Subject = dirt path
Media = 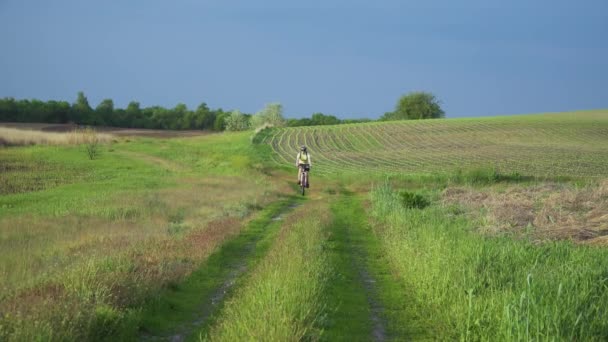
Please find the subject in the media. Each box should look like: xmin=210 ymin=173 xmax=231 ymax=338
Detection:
xmin=323 ymin=193 xmax=388 ymax=341
xmin=119 ymin=151 xmax=186 ymax=173
xmin=139 ymin=199 xmax=301 ymax=341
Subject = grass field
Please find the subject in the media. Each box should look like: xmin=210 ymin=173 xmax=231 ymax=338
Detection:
xmin=1 ymin=110 xmax=608 ymax=341
xmin=262 ymin=110 xmax=608 ymax=177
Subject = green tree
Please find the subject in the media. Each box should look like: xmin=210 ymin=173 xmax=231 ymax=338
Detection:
xmin=251 ymin=102 xmax=286 ymax=128
xmin=225 ymin=109 xmax=250 ymax=131
xmin=95 ymin=99 xmax=115 ymax=125
xmin=171 ymin=103 xmax=189 ymax=130
xmin=0 ymin=97 xmax=18 ymax=121
xmin=311 ymin=112 xmax=341 ymax=125
xmin=195 ymin=102 xmax=215 ymax=129
xmin=70 ymin=91 xmax=98 ymax=124
xmin=151 ymin=107 xmax=172 ymax=129
xmin=382 ymin=91 xmax=445 ymax=120
xmin=213 ymin=110 xmax=227 ymax=131
xmin=48 ymin=100 xmax=71 ymax=123
xmin=125 ymin=101 xmax=142 ymax=127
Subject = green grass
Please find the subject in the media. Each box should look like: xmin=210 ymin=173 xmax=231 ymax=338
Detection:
xmin=369 ymin=181 xmax=608 ymax=340
xmin=3 ymin=114 xmax=608 ymax=341
xmin=264 ymin=110 xmax=608 ymax=177
xmin=322 ymin=195 xmax=374 ymax=340
xmin=0 ymin=131 xmax=291 ymax=341
xmin=202 ymin=201 xmax=332 ymax=341
xmin=324 ymin=192 xmax=432 ymax=341
xmin=139 ymin=198 xmax=302 ymax=340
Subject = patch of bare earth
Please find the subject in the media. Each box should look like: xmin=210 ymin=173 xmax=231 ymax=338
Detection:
xmin=443 ymin=180 xmax=608 ymax=245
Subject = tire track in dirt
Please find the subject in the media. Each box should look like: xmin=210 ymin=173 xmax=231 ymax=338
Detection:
xmin=325 ymin=193 xmax=388 ymax=341
xmin=139 ymin=199 xmax=302 ymax=341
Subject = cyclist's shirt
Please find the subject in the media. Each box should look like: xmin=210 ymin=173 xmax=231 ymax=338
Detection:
xmin=296 ymin=151 xmax=311 ymax=166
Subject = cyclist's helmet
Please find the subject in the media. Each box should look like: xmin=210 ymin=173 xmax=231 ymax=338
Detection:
xmin=300 ymin=145 xmax=307 ymax=151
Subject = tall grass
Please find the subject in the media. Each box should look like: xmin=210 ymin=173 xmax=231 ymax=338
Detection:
xmin=370 ymin=182 xmax=608 ymax=341
xmin=0 ymin=132 xmax=286 ymax=341
xmin=0 ymin=127 xmax=113 ymax=146
xmin=203 ymin=204 xmax=332 ymax=341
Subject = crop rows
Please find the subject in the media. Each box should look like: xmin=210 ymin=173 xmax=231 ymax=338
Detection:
xmin=265 ymin=112 xmax=608 ymax=177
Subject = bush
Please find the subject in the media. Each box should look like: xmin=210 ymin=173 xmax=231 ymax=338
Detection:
xmin=250 ymin=124 xmax=275 ymax=144
xmin=399 ymin=191 xmax=430 ymax=209
xmin=80 ymin=128 xmax=101 ymax=160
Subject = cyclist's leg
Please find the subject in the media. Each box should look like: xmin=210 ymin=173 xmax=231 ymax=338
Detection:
xmin=297 ymin=165 xmax=302 ymax=184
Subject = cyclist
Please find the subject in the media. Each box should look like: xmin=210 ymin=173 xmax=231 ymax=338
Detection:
xmin=295 ymin=145 xmax=311 ymax=187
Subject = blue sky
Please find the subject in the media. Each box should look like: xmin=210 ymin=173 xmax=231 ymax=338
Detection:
xmin=1 ymin=0 xmax=606 ymax=119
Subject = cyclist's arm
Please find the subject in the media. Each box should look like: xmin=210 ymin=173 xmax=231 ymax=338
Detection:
xmin=295 ymin=152 xmax=300 ymax=167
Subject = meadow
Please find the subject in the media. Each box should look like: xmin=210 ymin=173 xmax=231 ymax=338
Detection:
xmin=1 ymin=110 xmax=608 ymax=341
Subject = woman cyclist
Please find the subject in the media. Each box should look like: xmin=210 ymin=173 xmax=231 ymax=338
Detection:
xmin=295 ymin=145 xmax=311 ymax=187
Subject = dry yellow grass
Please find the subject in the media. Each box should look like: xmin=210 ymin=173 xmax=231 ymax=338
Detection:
xmin=443 ymin=180 xmax=608 ymax=243
xmin=0 ymin=127 xmax=113 ymax=146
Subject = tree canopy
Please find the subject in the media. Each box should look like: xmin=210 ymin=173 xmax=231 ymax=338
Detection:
xmin=382 ymin=91 xmax=445 ymax=120
xmin=251 ymin=103 xmax=287 ymax=129
xmin=0 ymin=93 xmax=230 ymax=131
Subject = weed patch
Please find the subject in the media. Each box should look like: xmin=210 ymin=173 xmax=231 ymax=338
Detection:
xmin=399 ymin=190 xmax=430 ymax=209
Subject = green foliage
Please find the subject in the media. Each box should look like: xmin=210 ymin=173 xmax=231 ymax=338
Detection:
xmin=0 ymin=94 xmax=232 ymax=131
xmin=71 ymin=91 xmax=96 ymax=124
xmin=250 ymin=125 xmax=275 ymax=144
xmin=287 ymin=112 xmax=348 ymax=127
xmin=95 ymin=98 xmax=115 ymax=125
xmin=213 ymin=111 xmax=227 ymax=131
xmin=398 ymin=190 xmax=430 ymax=209
xmin=251 ymin=103 xmax=286 ymax=129
xmin=382 ymin=91 xmax=445 ymax=120
xmin=225 ymin=110 xmax=250 ymax=131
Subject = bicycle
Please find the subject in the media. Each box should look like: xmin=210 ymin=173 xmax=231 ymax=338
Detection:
xmin=299 ymin=164 xmax=310 ymax=195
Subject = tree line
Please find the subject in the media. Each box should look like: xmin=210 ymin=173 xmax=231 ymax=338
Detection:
xmin=0 ymin=92 xmax=231 ymax=131
xmin=0 ymin=91 xmax=445 ymax=131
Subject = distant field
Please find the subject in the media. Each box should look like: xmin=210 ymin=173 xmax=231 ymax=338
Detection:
xmin=0 ymin=122 xmax=206 ymax=138
xmin=263 ymin=110 xmax=608 ymax=177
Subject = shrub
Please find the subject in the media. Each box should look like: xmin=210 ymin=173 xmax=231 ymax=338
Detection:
xmin=399 ymin=191 xmax=430 ymax=209
xmin=250 ymin=124 xmax=274 ymax=144
xmin=79 ymin=128 xmax=101 ymax=160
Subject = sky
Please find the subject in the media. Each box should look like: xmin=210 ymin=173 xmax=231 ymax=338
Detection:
xmin=1 ymin=0 xmax=607 ymax=119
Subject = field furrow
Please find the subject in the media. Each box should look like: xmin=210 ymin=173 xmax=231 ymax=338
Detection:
xmin=265 ymin=111 xmax=608 ymax=176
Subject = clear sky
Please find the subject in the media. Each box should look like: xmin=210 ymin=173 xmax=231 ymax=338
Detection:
xmin=1 ymin=0 xmax=606 ymax=119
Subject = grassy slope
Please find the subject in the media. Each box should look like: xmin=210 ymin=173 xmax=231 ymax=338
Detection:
xmin=264 ymin=110 xmax=608 ymax=177
xmin=0 ymin=132 xmax=292 ymax=341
